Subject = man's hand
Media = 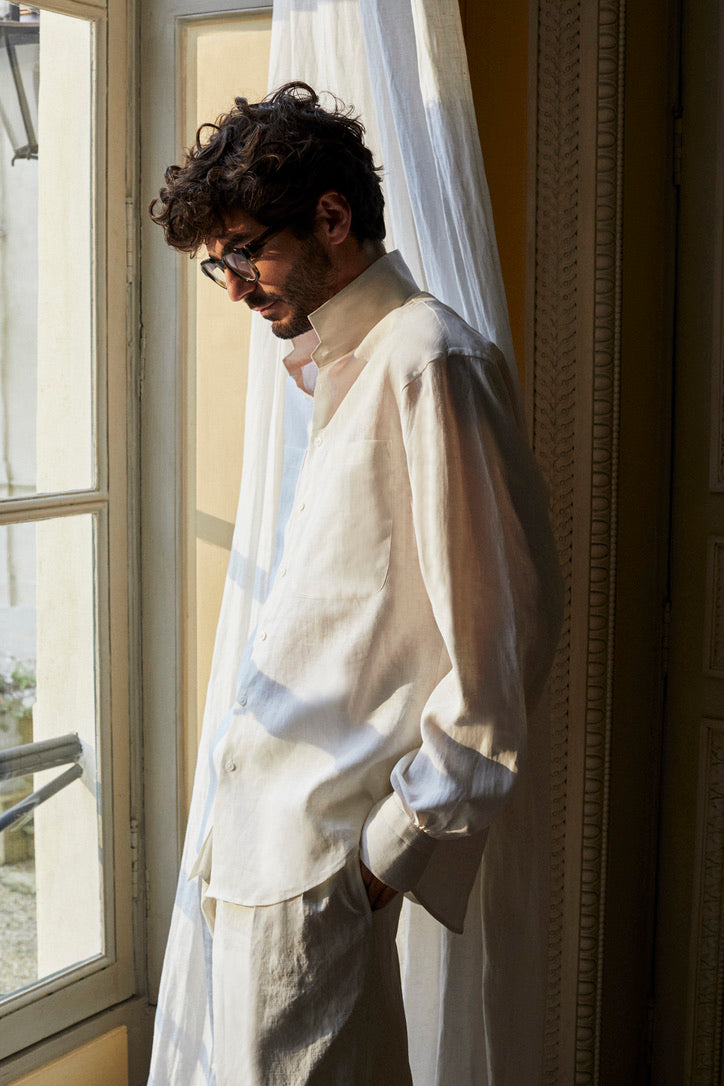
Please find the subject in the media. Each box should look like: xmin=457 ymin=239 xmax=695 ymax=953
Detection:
xmin=359 ymin=859 xmax=399 ymax=910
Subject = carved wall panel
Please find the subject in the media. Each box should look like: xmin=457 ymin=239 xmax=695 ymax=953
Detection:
xmin=709 ymin=29 xmax=724 ymax=495
xmin=690 ymin=719 xmax=724 ymax=1084
xmin=705 ymin=538 xmax=724 ymax=677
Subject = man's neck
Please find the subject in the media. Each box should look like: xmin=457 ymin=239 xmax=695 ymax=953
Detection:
xmin=331 ymin=239 xmax=386 ymax=296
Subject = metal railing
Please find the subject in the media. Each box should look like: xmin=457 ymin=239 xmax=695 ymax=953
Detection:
xmin=0 ymin=733 xmax=83 ymax=832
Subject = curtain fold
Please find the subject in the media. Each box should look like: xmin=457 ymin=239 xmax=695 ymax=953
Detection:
xmin=149 ymin=4 xmax=547 ymax=1083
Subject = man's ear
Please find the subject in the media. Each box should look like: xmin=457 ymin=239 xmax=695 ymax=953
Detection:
xmin=314 ymin=191 xmax=352 ymax=246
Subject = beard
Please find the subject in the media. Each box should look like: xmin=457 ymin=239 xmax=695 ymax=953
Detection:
xmin=244 ymin=234 xmax=336 ymax=339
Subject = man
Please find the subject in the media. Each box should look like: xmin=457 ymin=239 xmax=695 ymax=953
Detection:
xmin=150 ymin=81 xmax=562 ymax=1085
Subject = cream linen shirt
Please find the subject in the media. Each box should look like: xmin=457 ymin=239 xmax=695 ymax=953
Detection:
xmin=202 ymin=252 xmax=562 ymax=932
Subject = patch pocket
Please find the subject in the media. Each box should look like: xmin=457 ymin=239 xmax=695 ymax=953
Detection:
xmin=298 ymin=439 xmax=393 ymax=600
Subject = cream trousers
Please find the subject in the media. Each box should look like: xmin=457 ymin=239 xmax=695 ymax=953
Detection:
xmin=205 ymin=853 xmax=412 ymax=1086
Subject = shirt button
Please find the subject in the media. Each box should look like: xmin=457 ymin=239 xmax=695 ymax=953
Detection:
xmin=314 ymin=436 xmax=323 ymax=447
xmin=279 ymin=567 xmax=287 ymax=578
xmin=238 ymin=694 xmax=247 ymax=707
xmin=299 ymin=502 xmax=306 ymax=512
xmin=259 ymin=631 xmax=267 ymax=642
xmin=225 ymin=759 xmax=237 ymax=773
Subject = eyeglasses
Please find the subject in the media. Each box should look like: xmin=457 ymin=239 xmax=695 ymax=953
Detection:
xmin=200 ymin=224 xmax=281 ymax=288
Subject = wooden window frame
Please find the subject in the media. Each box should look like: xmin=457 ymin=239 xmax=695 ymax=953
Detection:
xmin=0 ymin=0 xmax=142 ymax=1074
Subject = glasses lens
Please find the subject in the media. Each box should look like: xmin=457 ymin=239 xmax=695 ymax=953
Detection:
xmin=201 ymin=260 xmax=228 ymax=288
xmin=224 ymin=251 xmax=257 ymax=281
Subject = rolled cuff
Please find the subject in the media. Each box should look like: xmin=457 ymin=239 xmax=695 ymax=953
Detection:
xmin=360 ymin=793 xmax=437 ymax=892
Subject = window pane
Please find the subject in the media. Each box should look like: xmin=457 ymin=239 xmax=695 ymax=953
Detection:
xmin=0 ymin=6 xmax=94 ymax=501
xmin=0 ymin=513 xmax=102 ymax=1000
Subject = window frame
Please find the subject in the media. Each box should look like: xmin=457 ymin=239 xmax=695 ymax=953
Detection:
xmin=0 ymin=0 xmax=141 ymax=1067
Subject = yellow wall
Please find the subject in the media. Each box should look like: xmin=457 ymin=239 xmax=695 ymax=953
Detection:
xmin=9 ymin=1028 xmax=127 ymax=1086
xmin=460 ymin=0 xmax=528 ymax=378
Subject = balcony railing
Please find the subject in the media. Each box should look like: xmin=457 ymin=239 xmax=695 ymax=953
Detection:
xmin=0 ymin=733 xmax=83 ymax=832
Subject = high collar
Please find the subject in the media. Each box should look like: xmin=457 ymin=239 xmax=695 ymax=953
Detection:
xmin=309 ymin=251 xmax=421 ymax=368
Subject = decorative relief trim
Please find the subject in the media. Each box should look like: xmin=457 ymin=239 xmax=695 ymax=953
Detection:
xmin=532 ymin=2 xmax=625 ymax=1083
xmin=575 ymin=3 xmax=626 ymax=1084
xmin=690 ymin=719 xmax=724 ymax=1084
xmin=530 ymin=2 xmax=581 ymax=1078
xmin=704 ymin=538 xmax=724 ymax=676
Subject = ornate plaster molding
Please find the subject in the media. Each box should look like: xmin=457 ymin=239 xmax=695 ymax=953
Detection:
xmin=531 ymin=2 xmax=626 ymax=1082
xmin=530 ymin=1 xmax=580 ymax=1078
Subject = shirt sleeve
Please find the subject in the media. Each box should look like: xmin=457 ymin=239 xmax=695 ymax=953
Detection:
xmin=360 ymin=341 xmax=563 ymax=892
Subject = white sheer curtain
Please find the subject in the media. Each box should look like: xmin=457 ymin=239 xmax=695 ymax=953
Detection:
xmin=149 ymin=3 xmax=549 ymax=1084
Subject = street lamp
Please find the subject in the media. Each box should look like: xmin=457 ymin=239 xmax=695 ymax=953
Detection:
xmin=0 ymin=4 xmax=38 ymax=163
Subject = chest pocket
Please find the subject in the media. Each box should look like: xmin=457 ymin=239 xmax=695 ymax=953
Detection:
xmin=294 ymin=439 xmax=393 ymax=600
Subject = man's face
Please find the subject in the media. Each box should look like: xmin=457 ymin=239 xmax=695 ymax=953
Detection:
xmin=205 ymin=212 xmax=336 ymax=339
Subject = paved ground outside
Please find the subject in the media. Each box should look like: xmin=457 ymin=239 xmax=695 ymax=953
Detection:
xmin=0 ymin=859 xmax=37 ymax=996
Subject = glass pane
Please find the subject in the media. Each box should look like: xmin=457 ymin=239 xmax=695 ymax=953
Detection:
xmin=0 ymin=513 xmax=102 ymax=1000
xmin=0 ymin=5 xmax=94 ymax=501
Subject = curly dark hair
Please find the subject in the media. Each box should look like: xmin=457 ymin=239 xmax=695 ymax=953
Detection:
xmin=149 ymin=81 xmax=385 ymax=254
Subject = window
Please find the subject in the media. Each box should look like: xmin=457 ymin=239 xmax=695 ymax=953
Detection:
xmin=0 ymin=0 xmax=137 ymax=1061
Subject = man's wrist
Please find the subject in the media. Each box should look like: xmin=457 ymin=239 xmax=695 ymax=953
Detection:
xmin=359 ymin=858 xmax=399 ymax=910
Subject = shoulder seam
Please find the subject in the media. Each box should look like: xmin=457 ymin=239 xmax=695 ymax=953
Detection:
xmin=400 ymin=348 xmax=494 ymax=395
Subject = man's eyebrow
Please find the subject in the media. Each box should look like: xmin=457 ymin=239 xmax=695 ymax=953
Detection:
xmin=221 ymin=229 xmax=253 ymax=250
xmin=205 ymin=230 xmax=249 ymax=255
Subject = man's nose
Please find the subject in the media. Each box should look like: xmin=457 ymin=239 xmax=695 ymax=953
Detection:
xmin=225 ymin=269 xmax=255 ymax=302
